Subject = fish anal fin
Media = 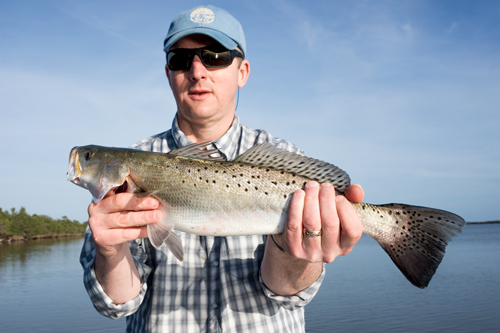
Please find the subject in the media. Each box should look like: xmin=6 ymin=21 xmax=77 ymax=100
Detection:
xmin=358 ymin=202 xmax=466 ymax=288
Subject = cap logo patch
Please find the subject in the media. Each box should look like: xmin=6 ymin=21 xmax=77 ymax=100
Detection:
xmin=190 ymin=8 xmax=215 ymax=24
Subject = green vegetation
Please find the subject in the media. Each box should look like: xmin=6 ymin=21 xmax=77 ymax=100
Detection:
xmin=0 ymin=207 xmax=87 ymax=240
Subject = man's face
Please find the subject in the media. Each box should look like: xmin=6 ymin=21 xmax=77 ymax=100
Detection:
xmin=165 ymin=34 xmax=249 ymax=127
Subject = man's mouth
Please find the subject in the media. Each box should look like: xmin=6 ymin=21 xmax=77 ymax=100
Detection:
xmin=188 ymin=89 xmax=211 ymax=100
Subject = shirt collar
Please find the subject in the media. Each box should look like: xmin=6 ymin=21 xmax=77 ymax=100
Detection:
xmin=171 ymin=113 xmax=243 ymax=161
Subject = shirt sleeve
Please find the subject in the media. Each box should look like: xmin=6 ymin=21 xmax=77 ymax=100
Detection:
xmin=259 ymin=263 xmax=325 ymax=310
xmin=79 ymin=227 xmax=152 ymax=319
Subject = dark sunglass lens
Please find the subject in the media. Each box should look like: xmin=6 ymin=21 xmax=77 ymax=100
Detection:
xmin=167 ymin=51 xmax=192 ymax=71
xmin=201 ymin=49 xmax=232 ymax=67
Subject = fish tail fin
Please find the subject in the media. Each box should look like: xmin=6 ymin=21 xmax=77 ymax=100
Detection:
xmin=356 ymin=203 xmax=465 ymax=288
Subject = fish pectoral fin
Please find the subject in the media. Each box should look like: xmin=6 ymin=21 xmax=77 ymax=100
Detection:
xmin=147 ymin=222 xmax=172 ymax=249
xmin=147 ymin=223 xmax=185 ymax=262
xmin=164 ymin=232 xmax=184 ymax=262
xmin=146 ymin=201 xmax=184 ymax=262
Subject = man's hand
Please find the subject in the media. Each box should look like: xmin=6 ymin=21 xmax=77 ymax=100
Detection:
xmin=88 ymin=192 xmax=163 ymax=257
xmin=261 ymin=182 xmax=364 ymax=296
xmin=86 ymin=191 xmax=163 ymax=304
xmin=278 ymin=181 xmax=364 ymax=263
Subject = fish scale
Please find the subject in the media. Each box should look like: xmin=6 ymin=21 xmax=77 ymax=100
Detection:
xmin=67 ymin=142 xmax=466 ymax=288
xmin=132 ymin=155 xmax=307 ymax=236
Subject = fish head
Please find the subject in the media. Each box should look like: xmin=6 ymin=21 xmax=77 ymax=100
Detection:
xmin=67 ymin=145 xmax=130 ymax=203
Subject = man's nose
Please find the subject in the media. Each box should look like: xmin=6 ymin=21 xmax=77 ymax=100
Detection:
xmin=189 ymin=55 xmax=207 ymax=80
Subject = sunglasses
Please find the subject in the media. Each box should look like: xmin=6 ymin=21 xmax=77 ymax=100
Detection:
xmin=166 ymin=45 xmax=244 ymax=71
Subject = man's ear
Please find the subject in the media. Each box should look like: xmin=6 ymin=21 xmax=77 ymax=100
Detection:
xmin=237 ymin=60 xmax=250 ymax=88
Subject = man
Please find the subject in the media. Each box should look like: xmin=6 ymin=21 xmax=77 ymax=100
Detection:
xmin=80 ymin=5 xmax=364 ymax=332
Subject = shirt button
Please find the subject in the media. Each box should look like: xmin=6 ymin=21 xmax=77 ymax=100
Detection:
xmin=212 ymin=303 xmax=218 ymax=309
xmin=212 ymin=260 xmax=219 ymax=267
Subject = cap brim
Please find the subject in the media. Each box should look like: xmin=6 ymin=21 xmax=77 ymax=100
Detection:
xmin=164 ymin=28 xmax=239 ymax=53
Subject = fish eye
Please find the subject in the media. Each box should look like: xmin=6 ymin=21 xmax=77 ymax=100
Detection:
xmin=84 ymin=151 xmax=93 ymax=161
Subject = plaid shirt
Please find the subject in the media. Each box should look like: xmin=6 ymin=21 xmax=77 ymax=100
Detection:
xmin=80 ymin=114 xmax=325 ymax=332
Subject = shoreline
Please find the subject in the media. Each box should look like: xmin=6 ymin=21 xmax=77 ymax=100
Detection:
xmin=0 ymin=233 xmax=85 ymax=244
xmin=466 ymin=221 xmax=500 ymax=225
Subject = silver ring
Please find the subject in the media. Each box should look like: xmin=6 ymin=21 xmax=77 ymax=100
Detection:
xmin=304 ymin=228 xmax=323 ymax=237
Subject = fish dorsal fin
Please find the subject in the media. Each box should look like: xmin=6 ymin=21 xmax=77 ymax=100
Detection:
xmin=167 ymin=142 xmax=226 ymax=161
xmin=234 ymin=143 xmax=351 ymax=193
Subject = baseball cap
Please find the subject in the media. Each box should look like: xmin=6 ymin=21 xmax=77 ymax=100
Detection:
xmin=163 ymin=5 xmax=246 ymax=56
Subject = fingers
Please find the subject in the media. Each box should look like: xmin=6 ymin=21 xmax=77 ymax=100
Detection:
xmin=280 ymin=181 xmax=363 ymax=264
xmin=335 ymin=195 xmax=363 ymax=253
xmin=283 ymin=188 xmax=304 ymax=255
xmin=318 ymin=183 xmax=340 ymax=262
xmin=92 ymin=192 xmax=160 ymax=215
xmin=88 ymin=192 xmax=163 ymax=253
xmin=302 ymin=182 xmax=323 ymax=252
xmin=345 ymin=183 xmax=364 ymax=203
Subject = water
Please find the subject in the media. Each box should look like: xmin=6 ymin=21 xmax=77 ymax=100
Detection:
xmin=0 ymin=224 xmax=498 ymax=332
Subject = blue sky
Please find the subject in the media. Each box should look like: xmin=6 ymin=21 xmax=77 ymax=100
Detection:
xmin=1 ymin=0 xmax=498 ymax=223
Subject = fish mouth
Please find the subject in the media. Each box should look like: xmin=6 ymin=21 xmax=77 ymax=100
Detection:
xmin=67 ymin=147 xmax=82 ymax=186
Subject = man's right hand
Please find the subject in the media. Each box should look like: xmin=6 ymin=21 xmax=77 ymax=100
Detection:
xmin=87 ymin=192 xmax=162 ymax=303
xmin=87 ymin=192 xmax=163 ymax=257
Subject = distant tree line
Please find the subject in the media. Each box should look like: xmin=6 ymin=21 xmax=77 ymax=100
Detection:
xmin=0 ymin=207 xmax=87 ymax=239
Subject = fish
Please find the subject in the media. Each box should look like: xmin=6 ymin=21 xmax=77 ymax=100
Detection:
xmin=67 ymin=142 xmax=465 ymax=288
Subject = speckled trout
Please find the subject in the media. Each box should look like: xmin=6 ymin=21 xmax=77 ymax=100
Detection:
xmin=67 ymin=142 xmax=465 ymax=288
